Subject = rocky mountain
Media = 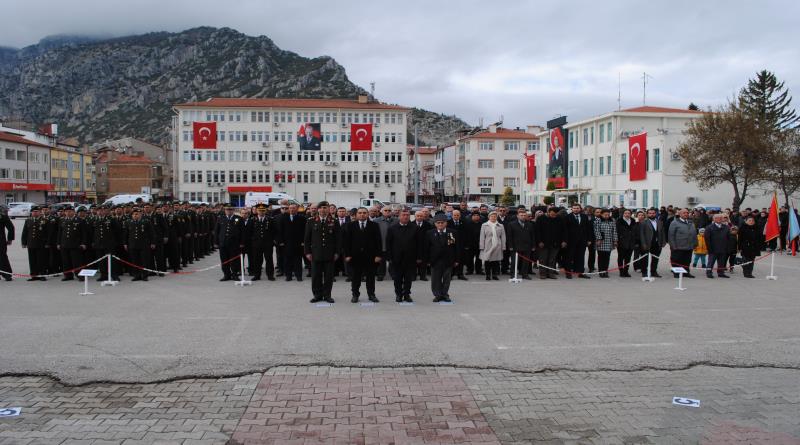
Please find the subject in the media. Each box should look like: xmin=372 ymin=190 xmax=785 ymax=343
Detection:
xmin=0 ymin=27 xmax=468 ymax=147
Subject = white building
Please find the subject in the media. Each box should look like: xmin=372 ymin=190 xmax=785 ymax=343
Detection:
xmin=528 ymin=106 xmax=777 ymax=210
xmin=433 ymin=145 xmax=457 ymax=200
xmin=454 ymin=125 xmax=540 ymax=204
xmin=173 ymin=97 xmax=409 ymax=206
xmin=406 ymin=145 xmax=437 ymax=203
xmin=0 ymin=131 xmax=53 ymax=204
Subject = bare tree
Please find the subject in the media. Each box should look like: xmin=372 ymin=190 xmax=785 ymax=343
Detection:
xmin=676 ymin=104 xmax=767 ymax=209
xmin=766 ymin=129 xmax=800 ymax=206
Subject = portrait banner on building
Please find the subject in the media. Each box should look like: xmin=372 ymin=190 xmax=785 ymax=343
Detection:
xmin=350 ymin=123 xmax=373 ymax=151
xmin=193 ymin=121 xmax=217 ymax=149
xmin=297 ymin=122 xmax=322 ymax=150
xmin=547 ymin=122 xmax=567 ymax=188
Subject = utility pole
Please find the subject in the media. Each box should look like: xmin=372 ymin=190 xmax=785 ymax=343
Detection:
xmin=642 ymin=72 xmax=653 ymax=105
xmin=414 ymin=125 xmax=420 ymax=205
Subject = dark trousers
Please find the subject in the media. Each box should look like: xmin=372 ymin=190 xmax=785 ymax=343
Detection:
xmin=275 ymin=245 xmax=285 ymax=273
xmin=707 ymin=252 xmax=727 ymax=276
xmin=94 ymin=248 xmax=117 ymax=280
xmin=642 ymin=244 xmax=662 ymax=276
xmin=671 ymin=249 xmax=693 ymax=276
xmin=587 ymin=243 xmax=597 ymax=271
xmin=376 ymin=252 xmax=387 ymax=278
xmin=350 ymin=261 xmax=376 ymax=297
xmin=152 ymin=243 xmax=166 ymax=272
xmin=416 ymin=262 xmax=427 ymax=279
xmin=49 ymin=246 xmax=61 ymax=273
xmin=538 ymin=247 xmax=559 ymax=277
xmin=597 ymin=250 xmax=611 ymax=274
xmin=430 ymin=262 xmax=452 ymax=298
xmin=513 ymin=250 xmax=532 ymax=277
xmin=251 ymin=243 xmax=274 ymax=278
xmin=568 ymin=243 xmax=587 ymax=273
xmin=741 ymin=255 xmax=755 ymax=276
xmin=484 ymin=260 xmax=500 ymax=278
xmin=392 ymin=262 xmax=415 ymax=298
xmin=467 ymin=251 xmax=482 ymax=274
xmin=0 ymin=246 xmax=10 ymax=279
xmin=284 ymin=250 xmax=303 ymax=280
xmin=501 ymin=250 xmax=511 ymax=274
xmin=181 ymin=235 xmax=192 ymax=265
xmin=27 ymin=247 xmax=48 ymax=278
xmin=617 ymin=248 xmax=633 ymax=274
xmin=311 ymin=260 xmax=334 ymax=299
xmin=60 ymin=247 xmax=83 ymax=278
xmin=219 ymin=245 xmax=241 ymax=278
xmin=127 ymin=248 xmax=149 ymax=279
xmin=166 ymin=239 xmax=181 ymax=272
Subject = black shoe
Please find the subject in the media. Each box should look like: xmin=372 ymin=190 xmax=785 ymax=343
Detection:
xmin=377 ymin=277 xmax=384 ymax=281
xmin=442 ymin=297 xmax=452 ymax=303
xmin=220 ymin=277 xmax=231 ymax=282
xmin=522 ymin=275 xmax=532 ymax=280
xmin=706 ymin=274 xmax=714 ymax=279
xmin=306 ymin=272 xmax=311 ymax=277
xmin=433 ymin=297 xmax=442 ymax=302
xmin=332 ymin=278 xmax=337 ymax=282
xmin=285 ymin=277 xmax=293 ymax=281
xmin=578 ymin=274 xmax=591 ymax=279
xmin=718 ymin=273 xmax=730 ymax=278
xmin=419 ymin=277 xmax=428 ymax=281
xmin=600 ymin=273 xmax=609 ymax=278
xmin=324 ymin=297 xmax=335 ymax=303
xmin=548 ymin=275 xmax=558 ymax=279
xmin=61 ymin=276 xmax=74 ymax=281
xmin=251 ymin=276 xmax=261 ymax=281
xmin=267 ymin=276 xmax=275 ymax=281
xmin=276 ymin=271 xmax=284 ymax=277
xmin=132 ymin=277 xmax=142 ymax=282
xmin=744 ymin=274 xmax=755 ymax=278
xmin=491 ymin=276 xmax=499 ymax=280
xmin=345 ymin=277 xmax=351 ymax=282
xmin=368 ymin=295 xmax=379 ymax=303
xmin=310 ymin=297 xmax=322 ymax=303
xmin=111 ymin=276 xmax=120 ymax=281
xmin=396 ymin=296 xmax=403 ymax=303
xmin=686 ymin=274 xmax=696 ymax=278
xmin=351 ymin=296 xmax=359 ymax=303
xmin=403 ymin=296 xmax=413 ymax=303
xmin=296 ymin=278 xmax=303 ymax=282
xmin=486 ymin=276 xmax=491 ymax=281
xmin=652 ymin=273 xmax=663 ymax=278
xmin=141 ymin=277 xmax=149 ymax=281
xmin=27 ymin=278 xmax=37 ymax=282
xmin=457 ymin=275 xmax=468 ymax=281
xmin=565 ymin=274 xmax=572 ymax=279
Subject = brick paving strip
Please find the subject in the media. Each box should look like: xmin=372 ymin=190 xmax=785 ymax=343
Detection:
xmin=0 ymin=366 xmax=798 ymax=444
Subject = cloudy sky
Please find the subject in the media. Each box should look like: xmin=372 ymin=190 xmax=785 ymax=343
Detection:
xmin=3 ymin=0 xmax=799 ymax=128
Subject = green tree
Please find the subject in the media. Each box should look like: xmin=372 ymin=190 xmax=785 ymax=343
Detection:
xmin=676 ymin=103 xmax=767 ymax=209
xmin=736 ymin=70 xmax=799 ymax=131
xmin=688 ymin=102 xmax=699 ymax=111
xmin=499 ymin=186 xmax=516 ymax=206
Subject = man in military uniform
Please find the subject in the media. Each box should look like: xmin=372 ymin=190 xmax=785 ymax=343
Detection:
xmin=123 ymin=207 xmax=156 ymax=281
xmin=91 ymin=205 xmax=120 ymax=282
xmin=57 ymin=206 xmax=89 ymax=281
xmin=112 ymin=205 xmax=130 ymax=276
xmin=144 ymin=203 xmax=168 ymax=275
xmin=423 ymin=213 xmax=459 ymax=303
xmin=21 ymin=206 xmax=50 ymax=281
xmin=180 ymin=202 xmax=195 ymax=266
xmin=0 ymin=207 xmax=14 ymax=281
xmin=162 ymin=203 xmax=182 ymax=273
xmin=248 ymin=203 xmax=276 ymax=281
xmin=76 ymin=206 xmax=94 ymax=265
xmin=214 ymin=203 xmax=244 ymax=281
xmin=304 ymin=201 xmax=340 ymax=303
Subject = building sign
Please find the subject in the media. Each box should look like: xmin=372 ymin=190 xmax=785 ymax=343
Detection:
xmin=227 ymin=186 xmax=273 ymax=193
xmin=0 ymin=182 xmax=54 ymax=191
xmin=480 ymin=187 xmax=492 ymax=194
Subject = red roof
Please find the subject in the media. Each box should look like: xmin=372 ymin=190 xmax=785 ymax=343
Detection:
xmin=621 ymin=106 xmax=704 ymax=114
xmin=461 ymin=128 xmax=538 ymax=141
xmin=408 ymin=146 xmax=438 ymax=155
xmin=0 ymin=131 xmax=52 ymax=149
xmin=176 ymin=97 xmax=410 ymax=110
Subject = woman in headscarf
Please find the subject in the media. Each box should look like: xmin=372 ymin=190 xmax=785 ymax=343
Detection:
xmin=479 ymin=211 xmax=506 ymax=280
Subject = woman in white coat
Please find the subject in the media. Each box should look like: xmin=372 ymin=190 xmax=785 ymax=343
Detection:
xmin=479 ymin=211 xmax=506 ymax=280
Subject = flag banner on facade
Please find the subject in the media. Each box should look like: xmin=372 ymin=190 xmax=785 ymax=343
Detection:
xmin=524 ymin=153 xmax=535 ymax=184
xmin=193 ymin=122 xmax=217 ymax=149
xmin=350 ymin=123 xmax=373 ymax=151
xmin=297 ymin=123 xmax=321 ymax=150
xmin=548 ymin=127 xmax=566 ymax=188
xmin=764 ymin=193 xmax=780 ymax=242
xmin=628 ymin=132 xmax=647 ymax=181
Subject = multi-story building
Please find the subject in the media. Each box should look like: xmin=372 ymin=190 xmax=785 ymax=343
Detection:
xmin=406 ymin=145 xmax=437 ymax=204
xmin=454 ymin=125 xmax=540 ymax=203
xmin=50 ymin=143 xmax=96 ymax=203
xmin=529 ymin=106 xmax=776 ymax=209
xmin=93 ymin=138 xmax=172 ymax=201
xmin=433 ymin=145 xmax=456 ymax=201
xmin=0 ymin=131 xmax=53 ymax=204
xmin=173 ymin=97 xmax=409 ymax=206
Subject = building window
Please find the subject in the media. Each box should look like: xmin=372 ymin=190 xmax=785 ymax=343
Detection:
xmin=599 ymin=157 xmax=604 ymax=176
xmin=583 ymin=129 xmax=588 ymax=146
xmin=591 ymin=158 xmax=594 ymax=175
xmin=503 ymin=177 xmax=518 ymax=187
xmin=479 ymin=142 xmax=494 ymax=151
xmin=621 ymin=153 xmax=627 ymax=173
xmin=477 ymin=177 xmax=493 ymax=187
xmin=653 ymin=189 xmax=660 ymax=208
xmin=600 ymin=126 xmax=605 ymax=143
xmin=607 ymin=122 xmax=612 ymax=142
xmin=590 ymin=127 xmax=594 ymax=144
xmin=504 ymin=160 xmax=519 ymax=169
xmin=606 ymin=156 xmax=611 ymax=175
xmin=569 ymin=161 xmax=574 ymax=178
xmin=527 ymin=141 xmax=538 ymax=151
xmin=646 ymin=149 xmax=650 ymax=171
xmin=642 ymin=189 xmax=649 ymax=208
xmin=583 ymin=159 xmax=588 ymax=176
xmin=478 ymin=159 xmax=494 ymax=169
xmin=504 ymin=141 xmax=519 ymax=151
xmin=653 ymin=148 xmax=661 ymax=171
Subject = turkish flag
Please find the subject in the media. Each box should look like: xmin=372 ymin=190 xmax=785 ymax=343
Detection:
xmin=764 ymin=193 xmax=780 ymax=241
xmin=628 ymin=132 xmax=647 ymax=181
xmin=525 ymin=154 xmax=535 ymax=184
xmin=193 ymin=122 xmax=217 ymax=149
xmin=350 ymin=123 xmax=373 ymax=151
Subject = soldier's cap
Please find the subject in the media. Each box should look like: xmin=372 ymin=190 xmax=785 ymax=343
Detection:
xmin=31 ymin=205 xmax=40 ymax=211
xmin=433 ymin=214 xmax=448 ymax=223
xmin=63 ymin=205 xmax=74 ymax=211
xmin=131 ymin=207 xmax=141 ymax=213
xmin=223 ymin=203 xmax=234 ymax=209
xmin=76 ymin=206 xmax=87 ymax=212
xmin=40 ymin=204 xmax=49 ymax=208
xmin=254 ymin=203 xmax=268 ymax=210
xmin=317 ymin=200 xmax=329 ymax=208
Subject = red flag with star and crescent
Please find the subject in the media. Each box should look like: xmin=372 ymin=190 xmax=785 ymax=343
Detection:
xmin=628 ymin=132 xmax=647 ymax=181
xmin=193 ymin=122 xmax=217 ymax=149
xmin=350 ymin=123 xmax=373 ymax=151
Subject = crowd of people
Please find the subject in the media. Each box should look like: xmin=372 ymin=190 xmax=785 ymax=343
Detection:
xmin=0 ymin=199 xmax=791 ymax=304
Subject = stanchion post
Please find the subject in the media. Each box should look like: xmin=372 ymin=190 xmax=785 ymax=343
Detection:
xmin=235 ymin=253 xmax=252 ymax=286
xmin=642 ymin=253 xmax=655 ymax=282
xmin=509 ymin=253 xmax=522 ymax=283
xmin=100 ymin=254 xmax=119 ymax=287
xmin=766 ymin=252 xmax=778 ymax=280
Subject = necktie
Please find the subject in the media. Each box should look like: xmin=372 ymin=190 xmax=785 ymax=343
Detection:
xmin=361 ymin=222 xmax=365 ymax=230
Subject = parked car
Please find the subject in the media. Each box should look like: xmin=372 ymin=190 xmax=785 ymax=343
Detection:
xmin=7 ymin=202 xmax=36 ymax=218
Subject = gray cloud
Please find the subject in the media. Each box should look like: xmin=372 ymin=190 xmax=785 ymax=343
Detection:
xmin=2 ymin=0 xmax=799 ymax=129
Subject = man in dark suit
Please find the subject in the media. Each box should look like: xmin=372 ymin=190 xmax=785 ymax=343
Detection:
xmin=248 ymin=203 xmax=276 ymax=281
xmin=0 ymin=208 xmax=14 ymax=281
xmin=423 ymin=213 xmax=459 ymax=303
xmin=90 ymin=205 xmax=120 ymax=282
xmin=536 ymin=207 xmax=567 ymax=279
xmin=386 ymin=209 xmax=422 ymax=302
xmin=123 ymin=207 xmax=156 ymax=282
xmin=334 ymin=207 xmax=351 ymax=280
xmin=214 ymin=204 xmax=244 ymax=281
xmin=464 ymin=212 xmax=483 ymax=275
xmin=276 ymin=203 xmax=306 ymax=281
xmin=615 ymin=209 xmax=637 ymax=277
xmin=637 ymin=207 xmax=666 ymax=278
xmin=21 ymin=206 xmax=50 ymax=281
xmin=57 ymin=206 xmax=89 ymax=281
xmin=506 ymin=208 xmax=536 ymax=279
xmin=143 ymin=203 xmax=168 ymax=275
xmin=704 ymin=213 xmax=731 ymax=278
xmin=447 ymin=209 xmax=470 ymax=280
xmin=413 ymin=210 xmax=432 ymax=281
xmin=304 ymin=201 xmax=340 ymax=303
xmin=565 ymin=204 xmax=594 ymax=279
xmin=343 ymin=207 xmax=382 ymax=303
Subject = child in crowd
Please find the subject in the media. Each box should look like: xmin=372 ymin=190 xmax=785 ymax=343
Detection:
xmin=693 ymin=228 xmax=708 ymax=268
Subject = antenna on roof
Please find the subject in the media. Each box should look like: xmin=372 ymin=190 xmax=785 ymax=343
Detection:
xmin=617 ymin=72 xmax=621 ymax=111
xmin=478 ymin=117 xmax=484 ymax=128
xmin=369 ymin=82 xmax=375 ymax=99
xmin=642 ymin=72 xmax=653 ymax=105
